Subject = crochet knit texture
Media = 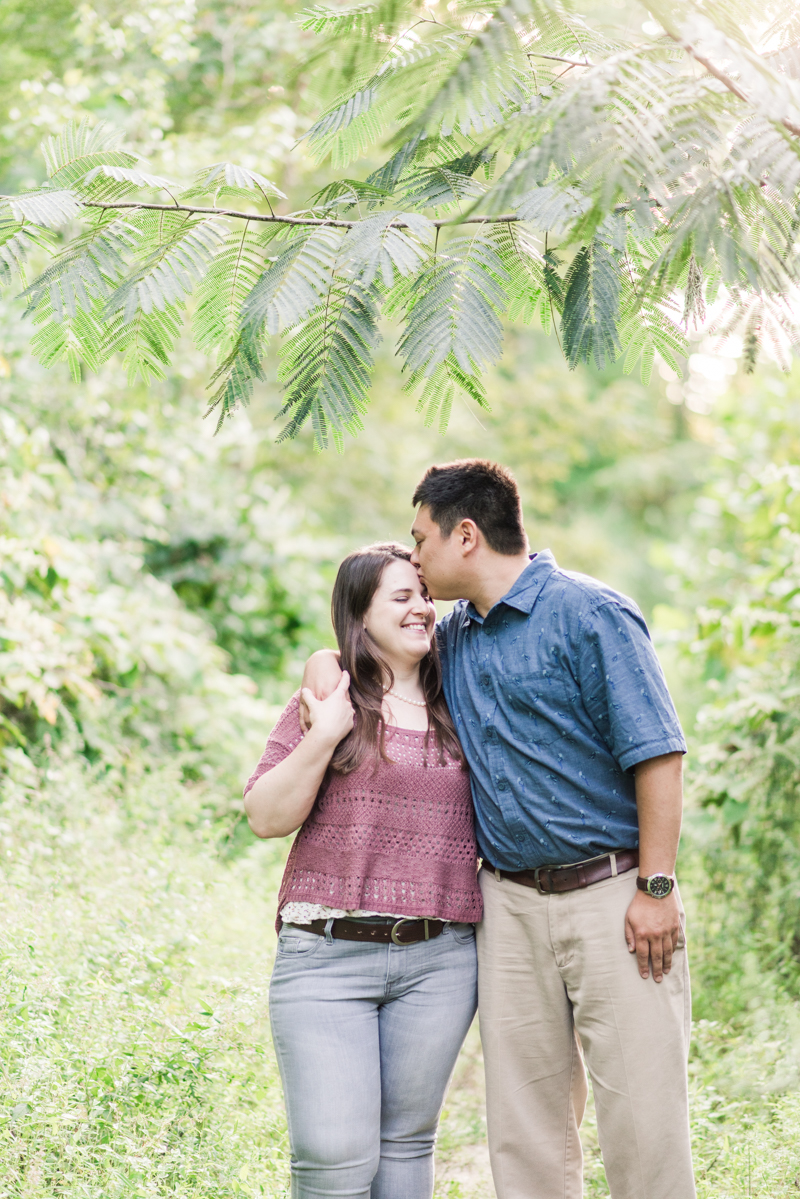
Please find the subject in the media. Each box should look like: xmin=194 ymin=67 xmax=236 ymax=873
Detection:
xmin=244 ymin=695 xmax=483 ymax=929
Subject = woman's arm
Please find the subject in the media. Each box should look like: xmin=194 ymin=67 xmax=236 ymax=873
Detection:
xmin=244 ymin=672 xmax=353 ymax=839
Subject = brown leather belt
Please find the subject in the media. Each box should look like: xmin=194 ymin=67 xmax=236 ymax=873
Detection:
xmin=287 ymin=917 xmax=447 ymax=945
xmin=483 ymin=849 xmax=639 ymax=895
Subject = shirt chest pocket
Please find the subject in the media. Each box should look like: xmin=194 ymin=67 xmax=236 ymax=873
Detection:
xmin=499 ymin=668 xmax=572 ymax=748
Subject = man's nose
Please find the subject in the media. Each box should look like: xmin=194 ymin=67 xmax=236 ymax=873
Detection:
xmin=410 ymin=547 xmax=420 ymax=565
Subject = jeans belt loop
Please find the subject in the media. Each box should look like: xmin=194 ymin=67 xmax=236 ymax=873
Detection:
xmin=495 ymin=866 xmax=502 ymax=882
xmin=424 ymin=919 xmax=429 ymax=941
xmin=610 ymin=852 xmax=618 ymax=877
xmin=324 ymin=916 xmax=335 ymax=944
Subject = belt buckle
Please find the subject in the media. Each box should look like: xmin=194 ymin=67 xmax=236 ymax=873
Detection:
xmin=533 ymin=867 xmax=548 ymax=895
xmin=391 ymin=918 xmax=417 ymax=945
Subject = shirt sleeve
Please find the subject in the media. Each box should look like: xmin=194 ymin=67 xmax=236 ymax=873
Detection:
xmin=243 ymin=692 xmax=305 ymax=796
xmin=434 ymin=611 xmax=452 ymax=662
xmin=575 ymin=601 xmax=686 ymax=772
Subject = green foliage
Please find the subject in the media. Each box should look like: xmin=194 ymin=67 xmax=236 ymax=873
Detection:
xmin=660 ymin=369 xmax=800 ymax=1008
xmin=0 ymin=309 xmax=332 ymax=770
xmin=0 ymin=749 xmax=292 ymax=1198
xmin=1 ymin=0 xmax=798 ymax=443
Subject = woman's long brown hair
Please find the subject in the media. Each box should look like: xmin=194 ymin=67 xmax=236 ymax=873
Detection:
xmin=329 ymin=542 xmax=463 ymax=775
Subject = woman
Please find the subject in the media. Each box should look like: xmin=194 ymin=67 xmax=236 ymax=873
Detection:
xmin=244 ymin=542 xmax=481 ymax=1199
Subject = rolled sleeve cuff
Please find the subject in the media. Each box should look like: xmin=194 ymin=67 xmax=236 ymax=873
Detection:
xmin=617 ymin=736 xmax=687 ymax=773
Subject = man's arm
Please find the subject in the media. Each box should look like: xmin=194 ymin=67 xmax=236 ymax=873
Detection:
xmin=625 ymin=752 xmax=684 ymax=983
xmin=245 ymin=673 xmax=352 ymax=838
xmin=298 ymin=648 xmax=343 ymax=732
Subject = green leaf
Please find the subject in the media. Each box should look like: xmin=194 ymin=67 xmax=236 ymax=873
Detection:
xmin=193 ymin=226 xmax=271 ymax=357
xmin=309 ymin=179 xmax=393 ymax=209
xmin=618 ymin=297 xmax=687 ymax=383
xmin=514 ymin=183 xmax=593 ymax=234
xmin=6 ymin=189 xmax=81 ymax=229
xmin=398 ymin=232 xmax=509 ymax=381
xmin=561 ymin=240 xmax=621 ymax=370
xmin=410 ymin=353 xmax=491 ymax=434
xmin=0 ymin=221 xmax=53 ymax=287
xmin=42 ymin=119 xmax=139 ymax=189
xmin=298 ymin=1 xmax=379 ymax=35
xmin=105 ymin=218 xmax=226 ymax=323
xmin=277 ymin=279 xmax=382 ymax=449
xmin=338 ymin=212 xmax=433 ymax=287
xmin=184 ymin=163 xmax=287 ymax=206
xmin=241 ymin=228 xmax=343 ymax=336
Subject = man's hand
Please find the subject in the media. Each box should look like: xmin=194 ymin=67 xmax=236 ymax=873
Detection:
xmin=299 ymin=649 xmax=344 ymax=732
xmin=301 ymin=671 xmax=353 ymax=747
xmin=624 ymin=889 xmax=681 ymax=982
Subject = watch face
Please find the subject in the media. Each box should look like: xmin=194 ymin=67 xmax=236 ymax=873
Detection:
xmin=647 ymin=874 xmax=673 ymax=898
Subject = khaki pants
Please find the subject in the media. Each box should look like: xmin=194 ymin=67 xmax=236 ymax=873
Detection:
xmin=477 ymin=866 xmax=695 ymax=1199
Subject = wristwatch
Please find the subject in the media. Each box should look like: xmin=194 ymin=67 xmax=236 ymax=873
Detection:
xmin=636 ymin=873 xmax=675 ymax=898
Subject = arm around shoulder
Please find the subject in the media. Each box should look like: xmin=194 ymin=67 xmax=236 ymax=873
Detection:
xmin=244 ymin=673 xmax=353 ymax=839
xmin=299 ymin=648 xmax=344 ymax=732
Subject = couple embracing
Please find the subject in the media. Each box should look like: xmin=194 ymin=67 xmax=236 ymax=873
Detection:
xmin=244 ymin=460 xmax=696 ymax=1199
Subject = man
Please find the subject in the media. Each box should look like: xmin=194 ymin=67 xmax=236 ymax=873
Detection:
xmin=303 ymin=459 xmax=695 ymax=1199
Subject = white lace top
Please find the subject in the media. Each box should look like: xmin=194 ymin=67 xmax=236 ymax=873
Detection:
xmin=281 ymin=902 xmax=414 ymax=924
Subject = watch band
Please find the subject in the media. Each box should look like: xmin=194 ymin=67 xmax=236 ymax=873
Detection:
xmin=636 ymin=873 xmax=675 ymax=898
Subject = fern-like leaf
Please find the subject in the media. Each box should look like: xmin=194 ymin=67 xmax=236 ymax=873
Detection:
xmin=183 ymin=163 xmax=287 ymax=206
xmin=42 ymin=119 xmax=139 ymax=189
xmin=398 ymin=232 xmax=509 ymax=381
xmin=20 ymin=215 xmax=137 ymax=373
xmin=105 ymin=217 xmax=225 ymax=323
xmin=298 ymin=1 xmax=379 ymax=35
xmin=409 ymin=353 xmax=491 ymax=434
xmin=6 ymin=189 xmax=81 ymax=228
xmin=277 ymin=279 xmax=382 ymax=449
xmin=0 ymin=221 xmax=53 ymax=287
xmin=193 ymin=225 xmax=271 ymax=357
xmin=241 ymin=228 xmax=343 ymax=335
xmin=561 ymin=240 xmax=621 ymax=369
xmin=205 ymin=229 xmax=344 ymax=425
xmin=102 ymin=217 xmax=225 ymax=382
xmin=338 ymin=212 xmax=433 ymax=287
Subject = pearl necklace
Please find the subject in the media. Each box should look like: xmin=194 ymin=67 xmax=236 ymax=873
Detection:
xmin=384 ymin=687 xmax=427 ymax=708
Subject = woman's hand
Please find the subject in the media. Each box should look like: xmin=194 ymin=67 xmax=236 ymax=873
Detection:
xmin=301 ymin=671 xmax=353 ymax=748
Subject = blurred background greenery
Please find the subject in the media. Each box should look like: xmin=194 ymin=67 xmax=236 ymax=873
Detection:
xmin=3 ymin=0 xmax=800 ymax=1195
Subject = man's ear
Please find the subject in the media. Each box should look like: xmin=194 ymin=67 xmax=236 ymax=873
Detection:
xmin=456 ymin=519 xmax=480 ymax=554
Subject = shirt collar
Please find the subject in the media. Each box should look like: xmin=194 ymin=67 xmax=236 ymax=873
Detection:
xmin=464 ymin=550 xmax=558 ymax=623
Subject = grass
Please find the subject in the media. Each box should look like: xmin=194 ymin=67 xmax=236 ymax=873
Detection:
xmin=3 ymin=749 xmax=800 ymax=1197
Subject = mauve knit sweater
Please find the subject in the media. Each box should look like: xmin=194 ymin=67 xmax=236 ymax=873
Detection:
xmin=244 ymin=695 xmax=483 ymax=930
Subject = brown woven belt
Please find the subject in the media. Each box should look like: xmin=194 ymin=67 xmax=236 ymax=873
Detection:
xmin=286 ymin=917 xmax=447 ymax=945
xmin=483 ymin=849 xmax=639 ymax=895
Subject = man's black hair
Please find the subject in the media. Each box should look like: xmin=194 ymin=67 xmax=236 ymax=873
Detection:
xmin=412 ymin=459 xmax=527 ymax=556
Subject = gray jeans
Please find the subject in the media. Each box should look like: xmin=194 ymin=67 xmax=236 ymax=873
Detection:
xmin=269 ymin=922 xmax=478 ymax=1199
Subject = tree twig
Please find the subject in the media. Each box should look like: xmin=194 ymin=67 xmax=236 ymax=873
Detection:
xmin=81 ymin=197 xmax=660 ymax=228
xmin=526 ymin=51 xmax=595 ymax=68
xmin=82 ymin=200 xmax=523 ymax=228
xmin=674 ymin=36 xmax=800 ymax=138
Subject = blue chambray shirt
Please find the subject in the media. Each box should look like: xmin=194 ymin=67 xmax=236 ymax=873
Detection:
xmin=436 ymin=550 xmax=686 ymax=871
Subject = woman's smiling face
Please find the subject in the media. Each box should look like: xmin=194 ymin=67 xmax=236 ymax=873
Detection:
xmin=363 ymin=558 xmax=436 ymax=668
